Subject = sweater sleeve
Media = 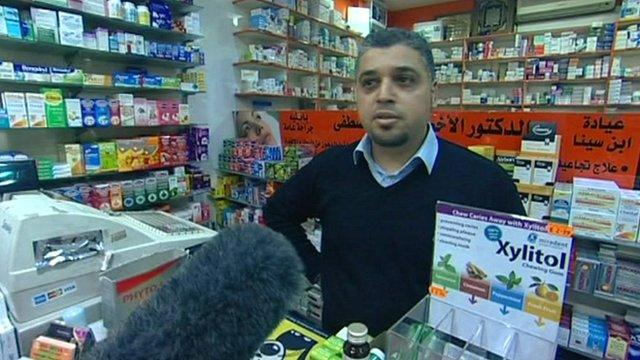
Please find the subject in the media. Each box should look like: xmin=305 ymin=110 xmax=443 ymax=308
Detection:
xmin=492 ymin=167 xmax=527 ymax=216
xmin=264 ymin=154 xmax=323 ymax=281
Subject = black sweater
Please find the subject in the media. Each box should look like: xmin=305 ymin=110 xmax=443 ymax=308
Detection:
xmin=264 ymin=138 xmax=526 ymax=335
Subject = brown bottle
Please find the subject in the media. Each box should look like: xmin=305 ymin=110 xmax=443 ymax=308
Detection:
xmin=343 ymin=323 xmax=370 ymax=360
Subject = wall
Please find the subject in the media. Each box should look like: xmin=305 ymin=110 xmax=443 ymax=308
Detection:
xmin=387 ymin=0 xmax=474 ymax=29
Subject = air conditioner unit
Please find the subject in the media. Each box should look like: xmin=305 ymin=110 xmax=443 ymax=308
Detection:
xmin=516 ymin=0 xmax=615 ymax=23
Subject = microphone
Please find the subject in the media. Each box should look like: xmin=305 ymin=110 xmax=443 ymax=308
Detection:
xmin=83 ymin=224 xmax=304 ymax=360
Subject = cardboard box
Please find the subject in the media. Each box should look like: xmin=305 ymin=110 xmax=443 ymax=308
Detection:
xmin=133 ymin=98 xmax=148 ymax=126
xmin=572 ymin=177 xmax=620 ymax=215
xmin=532 ymin=159 xmax=557 ymax=185
xmin=614 ymin=189 xmax=640 ymax=242
xmin=94 ymin=99 xmax=111 ymax=127
xmin=31 ymin=7 xmax=59 ymax=43
xmin=108 ymin=99 xmax=121 ymax=126
xmin=0 ymin=6 xmax=7 ymax=37
xmin=495 ymin=150 xmax=517 ymax=176
xmin=14 ymin=64 xmax=50 ymax=82
xmin=58 ymin=11 xmax=83 ymax=47
xmin=25 ymin=92 xmax=47 ymax=128
xmin=179 ymin=104 xmax=190 ymax=124
xmin=117 ymin=94 xmax=134 ymax=126
xmin=100 ymin=250 xmax=186 ymax=330
xmin=550 ymin=182 xmax=572 ymax=223
xmin=81 ymin=98 xmax=96 ymax=127
xmin=65 ymin=98 xmax=82 ymax=127
xmin=83 ymin=143 xmax=101 ymax=173
xmin=529 ymin=194 xmax=551 ymax=220
xmin=513 ymin=157 xmax=533 ymax=184
xmin=570 ymin=209 xmax=617 ymax=240
xmin=63 ymin=144 xmax=85 ymax=175
xmin=147 ymin=100 xmax=158 ymax=126
xmin=0 ymin=61 xmax=14 ymax=80
xmin=141 ymin=136 xmax=160 ymax=168
xmin=30 ymin=335 xmax=76 ymax=360
xmin=50 ymin=67 xmax=83 ymax=84
xmin=2 ymin=92 xmax=28 ymax=128
xmin=99 ymin=142 xmax=118 ymax=171
xmin=41 ymin=88 xmax=66 ymax=128
xmin=4 ymin=7 xmax=21 ymax=39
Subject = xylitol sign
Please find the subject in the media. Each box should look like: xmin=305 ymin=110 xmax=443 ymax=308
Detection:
xmin=429 ymin=202 xmax=573 ymax=358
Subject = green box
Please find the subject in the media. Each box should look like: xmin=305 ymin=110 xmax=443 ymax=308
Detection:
xmin=99 ymin=142 xmax=118 ymax=171
xmin=41 ymin=88 xmax=67 ymax=128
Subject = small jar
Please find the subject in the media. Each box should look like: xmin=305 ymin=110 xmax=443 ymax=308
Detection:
xmin=343 ymin=323 xmax=370 ymax=360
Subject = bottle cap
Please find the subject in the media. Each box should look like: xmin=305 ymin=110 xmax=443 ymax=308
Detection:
xmin=347 ymin=322 xmax=368 ymax=344
xmin=370 ymin=348 xmax=385 ymax=360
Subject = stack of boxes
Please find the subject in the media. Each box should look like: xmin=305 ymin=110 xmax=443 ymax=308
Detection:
xmin=569 ymin=312 xmax=609 ymax=358
xmin=160 ymin=135 xmax=190 ymax=167
xmin=188 ymin=127 xmax=210 ymax=162
xmin=569 ymin=178 xmax=621 ymax=241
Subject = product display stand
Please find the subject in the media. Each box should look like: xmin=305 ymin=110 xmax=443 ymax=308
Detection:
xmin=384 ymin=295 xmax=555 ymax=360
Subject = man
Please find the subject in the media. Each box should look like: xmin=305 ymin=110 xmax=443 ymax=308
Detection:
xmin=264 ymin=28 xmax=525 ymax=336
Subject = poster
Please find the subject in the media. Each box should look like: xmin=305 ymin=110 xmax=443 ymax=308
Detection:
xmin=252 ymin=317 xmax=327 ymax=360
xmin=234 ymin=110 xmax=283 ymax=146
xmin=280 ymin=111 xmax=364 ymax=154
xmin=429 ymin=202 xmax=573 ymax=359
xmin=433 ymin=111 xmax=639 ymax=188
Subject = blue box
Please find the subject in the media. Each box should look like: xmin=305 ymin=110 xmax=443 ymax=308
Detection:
xmin=113 ymin=72 xmax=141 ymax=87
xmin=81 ymin=98 xmax=96 ymax=127
xmin=172 ymin=44 xmax=180 ymax=60
xmin=4 ymin=7 xmax=21 ymax=39
xmin=94 ymin=99 xmax=111 ymax=127
xmin=0 ymin=109 xmax=9 ymax=128
xmin=148 ymin=41 xmax=158 ymax=57
xmin=83 ymin=143 xmax=101 ymax=173
xmin=142 ymin=75 xmax=162 ymax=88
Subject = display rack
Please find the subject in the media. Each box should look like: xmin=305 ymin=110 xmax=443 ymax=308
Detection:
xmin=0 ymin=78 xmax=203 ymax=95
xmin=431 ymin=20 xmax=640 ymax=112
xmin=231 ymin=0 xmax=361 ymax=110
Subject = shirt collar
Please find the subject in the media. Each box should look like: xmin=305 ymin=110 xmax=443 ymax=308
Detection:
xmin=353 ymin=123 xmax=439 ymax=174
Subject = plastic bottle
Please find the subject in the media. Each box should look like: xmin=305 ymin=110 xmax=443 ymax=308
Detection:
xmin=343 ymin=323 xmax=370 ymax=360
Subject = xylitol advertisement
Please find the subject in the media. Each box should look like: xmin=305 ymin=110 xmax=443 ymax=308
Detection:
xmin=429 ymin=202 xmax=573 ymax=359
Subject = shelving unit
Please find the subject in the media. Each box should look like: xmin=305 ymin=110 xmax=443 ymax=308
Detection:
xmin=214 ymin=196 xmax=263 ymax=208
xmin=39 ymin=162 xmax=194 ymax=184
xmin=217 ymin=168 xmax=284 ymax=183
xmin=231 ymin=1 xmax=361 ymax=110
xmin=0 ymin=78 xmax=202 ymax=95
xmin=431 ymin=21 xmax=640 ymax=111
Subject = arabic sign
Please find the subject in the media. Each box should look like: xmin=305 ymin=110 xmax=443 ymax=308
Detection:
xmin=280 ymin=111 xmax=364 ymax=154
xmin=429 ymin=202 xmax=573 ymax=359
xmin=433 ymin=111 xmax=639 ymax=188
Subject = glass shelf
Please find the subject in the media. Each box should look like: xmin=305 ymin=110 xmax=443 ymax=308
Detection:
xmin=0 ymin=36 xmax=200 ymax=68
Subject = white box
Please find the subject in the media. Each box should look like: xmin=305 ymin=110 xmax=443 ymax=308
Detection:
xmin=570 ymin=209 xmax=617 ymax=240
xmin=614 ymin=189 xmax=640 ymax=242
xmin=413 ymin=20 xmax=443 ymax=42
xmin=0 ymin=61 xmax=14 ymax=79
xmin=133 ymin=97 xmax=148 ymax=125
xmin=0 ymin=320 xmax=18 ymax=360
xmin=521 ymin=135 xmax=561 ymax=155
xmin=83 ymin=0 xmax=107 ymax=16
xmin=58 ymin=11 xmax=84 ymax=47
xmin=513 ymin=157 xmax=533 ymax=184
xmin=2 ymin=92 xmax=28 ymax=128
xmin=572 ymin=177 xmax=620 ymax=215
xmin=96 ymin=27 xmax=109 ymax=51
xmin=529 ymin=194 xmax=551 ymax=220
xmin=532 ymin=159 xmax=556 ymax=185
xmin=550 ymin=183 xmax=572 ymax=223
xmin=117 ymin=93 xmax=134 ymax=126
xmin=65 ymin=98 xmax=83 ymax=127
xmin=519 ymin=192 xmax=531 ymax=215
xmin=31 ymin=7 xmax=59 ymax=43
xmin=179 ymin=104 xmax=190 ymax=124
xmin=25 ymin=93 xmax=46 ymax=128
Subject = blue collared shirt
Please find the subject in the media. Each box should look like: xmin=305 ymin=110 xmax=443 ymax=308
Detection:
xmin=353 ymin=124 xmax=439 ymax=187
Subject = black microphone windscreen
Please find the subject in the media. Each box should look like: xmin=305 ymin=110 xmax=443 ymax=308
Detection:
xmin=84 ymin=224 xmax=304 ymax=360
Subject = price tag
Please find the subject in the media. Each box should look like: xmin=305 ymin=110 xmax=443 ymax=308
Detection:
xmin=429 ymin=285 xmax=449 ymax=299
xmin=547 ymin=223 xmax=573 ymax=238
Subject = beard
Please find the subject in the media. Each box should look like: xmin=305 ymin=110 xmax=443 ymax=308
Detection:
xmin=368 ymin=129 xmax=410 ymax=147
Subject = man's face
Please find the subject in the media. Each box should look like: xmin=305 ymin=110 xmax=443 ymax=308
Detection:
xmin=356 ymin=44 xmax=433 ymax=148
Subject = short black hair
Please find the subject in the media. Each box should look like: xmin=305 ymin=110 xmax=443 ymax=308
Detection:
xmin=357 ymin=28 xmax=436 ymax=81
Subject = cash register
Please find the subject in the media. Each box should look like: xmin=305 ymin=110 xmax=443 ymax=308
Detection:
xmin=0 ymin=191 xmax=218 ymax=354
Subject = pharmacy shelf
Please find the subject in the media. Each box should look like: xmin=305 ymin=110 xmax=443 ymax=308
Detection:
xmin=317 ymin=45 xmax=357 ymax=58
xmin=526 ymin=51 xmax=611 ymax=60
xmin=590 ymin=292 xmax=640 ymax=310
xmin=429 ymin=38 xmax=465 ymax=46
xmin=233 ymin=30 xmax=356 ymax=58
xmin=288 ymin=67 xmax=319 ymax=75
xmin=0 ymin=36 xmax=199 ymax=68
xmin=217 ymin=168 xmax=284 ymax=183
xmin=558 ymin=345 xmax=602 ymax=360
xmin=1 ymin=0 xmax=202 ymax=42
xmin=319 ymin=73 xmax=355 ymax=82
xmin=233 ymin=60 xmax=289 ymax=71
xmin=461 ymin=103 xmax=522 ymax=107
xmin=315 ymin=97 xmax=356 ymax=103
xmin=618 ymin=17 xmax=640 ymax=26
xmin=435 ymin=59 xmax=463 ymax=65
xmin=464 ymin=80 xmax=524 ymax=86
xmin=466 ymin=32 xmax=518 ymax=43
xmin=525 ymin=103 xmax=606 ymax=108
xmin=0 ymin=78 xmax=202 ymax=94
xmin=607 ymin=103 xmax=640 ymax=107
xmin=526 ymin=78 xmax=608 ymax=85
xmin=612 ymin=47 xmax=640 ymax=55
xmin=232 ymin=0 xmax=362 ymax=39
xmin=39 ymin=162 xmax=194 ymax=184
xmin=574 ymin=234 xmax=640 ymax=251
xmin=610 ymin=76 xmax=640 ymax=81
xmin=162 ymin=0 xmax=204 ymax=14
xmin=214 ymin=196 xmax=263 ymax=208
xmin=235 ymin=92 xmax=316 ymax=101
xmin=436 ymin=82 xmax=462 ymax=86
xmin=466 ymin=57 xmax=526 ymax=64
xmin=0 ymin=124 xmax=193 ymax=131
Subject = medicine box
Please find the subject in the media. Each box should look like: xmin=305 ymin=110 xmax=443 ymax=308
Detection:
xmin=570 ymin=209 xmax=617 ymax=240
xmin=614 ymin=189 xmax=640 ymax=242
xmin=117 ymin=94 xmax=134 ymax=126
xmin=25 ymin=92 xmax=46 ymax=128
xmin=65 ymin=98 xmax=82 ymax=127
xmin=550 ymin=182 xmax=573 ymax=223
xmin=83 ymin=143 xmax=101 ymax=173
xmin=58 ymin=11 xmax=84 ymax=47
xmin=572 ymin=177 xmax=620 ymax=215
xmin=4 ymin=7 xmax=21 ymax=39
xmin=41 ymin=88 xmax=66 ymax=128
xmin=31 ymin=7 xmax=58 ymax=43
xmin=532 ymin=159 xmax=557 ymax=185
xmin=513 ymin=157 xmax=533 ymax=184
xmin=2 ymin=92 xmax=28 ymax=128
xmin=99 ymin=142 xmax=118 ymax=171
xmin=529 ymin=194 xmax=551 ymax=220
xmin=63 ymin=144 xmax=85 ymax=175
xmin=0 ymin=61 xmax=14 ymax=80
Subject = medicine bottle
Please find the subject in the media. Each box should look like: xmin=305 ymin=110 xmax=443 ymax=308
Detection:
xmin=343 ymin=323 xmax=370 ymax=360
